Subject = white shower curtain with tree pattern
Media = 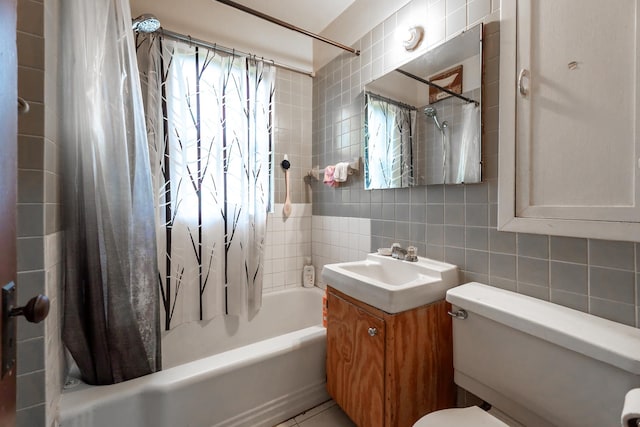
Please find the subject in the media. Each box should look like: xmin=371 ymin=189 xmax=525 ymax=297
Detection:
xmin=137 ymin=35 xmax=274 ymax=329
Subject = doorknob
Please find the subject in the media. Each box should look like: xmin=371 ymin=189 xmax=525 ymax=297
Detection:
xmin=10 ymin=294 xmax=49 ymax=323
xmin=2 ymin=283 xmax=50 ymax=378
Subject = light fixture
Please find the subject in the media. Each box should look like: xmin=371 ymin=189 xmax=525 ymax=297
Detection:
xmin=402 ymin=26 xmax=424 ymax=51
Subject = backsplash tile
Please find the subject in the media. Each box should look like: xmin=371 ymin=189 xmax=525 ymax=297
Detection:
xmin=550 ymin=236 xmax=588 ymax=264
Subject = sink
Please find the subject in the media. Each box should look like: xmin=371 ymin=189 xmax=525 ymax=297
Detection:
xmin=321 ymin=253 xmax=459 ymax=313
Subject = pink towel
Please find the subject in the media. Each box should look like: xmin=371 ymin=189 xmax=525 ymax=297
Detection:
xmin=323 ymin=165 xmax=339 ymax=187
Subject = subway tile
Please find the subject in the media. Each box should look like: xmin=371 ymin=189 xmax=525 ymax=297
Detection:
xmin=549 ymin=261 xmax=587 ymax=295
xmin=589 ymin=298 xmax=636 ymax=327
xmin=517 ymin=256 xmax=549 ymax=287
xmin=489 ymin=229 xmax=516 ymax=254
xmin=589 ymin=267 xmax=635 ymax=304
xmin=589 ymin=239 xmax=634 ymax=271
xmin=550 ymin=236 xmax=587 ymax=264
xmin=517 ymin=233 xmax=549 ymax=259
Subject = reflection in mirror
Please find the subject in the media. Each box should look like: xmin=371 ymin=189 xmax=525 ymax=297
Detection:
xmin=364 ymin=93 xmax=416 ymax=189
xmin=364 ymin=24 xmax=483 ymax=190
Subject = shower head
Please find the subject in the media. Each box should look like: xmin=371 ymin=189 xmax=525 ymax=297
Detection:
xmin=132 ymin=14 xmax=161 ymax=33
xmin=424 ymin=106 xmax=447 ymax=131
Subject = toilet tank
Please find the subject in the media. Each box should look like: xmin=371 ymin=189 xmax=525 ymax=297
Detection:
xmin=446 ymin=282 xmax=640 ymax=427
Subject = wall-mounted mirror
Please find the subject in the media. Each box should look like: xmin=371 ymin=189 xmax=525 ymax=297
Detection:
xmin=364 ymin=24 xmax=483 ymax=190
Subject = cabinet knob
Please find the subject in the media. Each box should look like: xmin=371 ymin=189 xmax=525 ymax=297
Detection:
xmin=368 ymin=327 xmax=378 ymax=337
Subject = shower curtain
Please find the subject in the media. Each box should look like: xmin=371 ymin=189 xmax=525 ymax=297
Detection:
xmin=60 ymin=0 xmax=161 ymax=384
xmin=364 ymin=93 xmax=415 ymax=188
xmin=455 ymin=103 xmax=481 ymax=183
xmin=136 ymin=34 xmax=275 ymax=330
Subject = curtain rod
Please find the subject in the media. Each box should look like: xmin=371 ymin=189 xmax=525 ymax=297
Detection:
xmin=214 ymin=0 xmax=360 ymax=56
xmin=157 ymin=28 xmax=315 ymax=77
xmin=365 ymin=91 xmax=418 ymax=111
xmin=395 ymin=69 xmax=479 ymax=106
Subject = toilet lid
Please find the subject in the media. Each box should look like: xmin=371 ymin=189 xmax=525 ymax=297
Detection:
xmin=413 ymin=406 xmax=510 ymax=427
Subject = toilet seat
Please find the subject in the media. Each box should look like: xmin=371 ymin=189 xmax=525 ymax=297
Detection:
xmin=413 ymin=406 xmax=510 ymax=427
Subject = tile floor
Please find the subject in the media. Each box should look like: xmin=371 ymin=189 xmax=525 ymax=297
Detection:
xmin=275 ymin=400 xmax=355 ymax=427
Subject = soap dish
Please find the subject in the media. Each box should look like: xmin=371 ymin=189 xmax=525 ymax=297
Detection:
xmin=377 ymin=248 xmax=392 ymax=256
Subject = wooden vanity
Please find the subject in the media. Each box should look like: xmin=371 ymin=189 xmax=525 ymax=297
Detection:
xmin=325 ymin=286 xmax=455 ymax=427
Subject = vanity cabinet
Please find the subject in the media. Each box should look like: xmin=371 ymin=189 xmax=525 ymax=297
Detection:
xmin=498 ymin=0 xmax=640 ymax=241
xmin=326 ymin=286 xmax=454 ymax=427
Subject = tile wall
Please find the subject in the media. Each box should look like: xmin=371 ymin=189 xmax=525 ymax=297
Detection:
xmin=311 ymin=0 xmax=640 ymax=327
xmin=312 ymin=216 xmax=371 ymax=287
xmin=16 ymin=0 xmax=64 ymax=425
xmin=274 ymin=69 xmax=313 ymax=205
xmin=264 ymin=204 xmax=313 ymax=292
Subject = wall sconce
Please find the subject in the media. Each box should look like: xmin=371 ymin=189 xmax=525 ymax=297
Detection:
xmin=401 ymin=26 xmax=424 ymax=51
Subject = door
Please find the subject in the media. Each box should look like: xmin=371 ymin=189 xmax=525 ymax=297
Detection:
xmin=326 ymin=291 xmax=385 ymax=427
xmin=0 ymin=0 xmax=17 ymax=425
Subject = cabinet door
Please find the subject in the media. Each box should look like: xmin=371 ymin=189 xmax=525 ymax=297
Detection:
xmin=498 ymin=0 xmax=640 ymax=241
xmin=326 ymin=291 xmax=385 ymax=427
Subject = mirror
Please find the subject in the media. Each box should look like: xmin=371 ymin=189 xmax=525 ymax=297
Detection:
xmin=364 ymin=24 xmax=483 ymax=190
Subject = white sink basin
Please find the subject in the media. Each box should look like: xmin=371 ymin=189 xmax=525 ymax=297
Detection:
xmin=321 ymin=253 xmax=459 ymax=313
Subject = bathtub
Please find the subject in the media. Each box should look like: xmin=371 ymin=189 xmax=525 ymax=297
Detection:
xmin=58 ymin=287 xmax=329 ymax=427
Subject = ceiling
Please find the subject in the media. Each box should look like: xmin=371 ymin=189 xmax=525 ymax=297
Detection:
xmin=226 ymin=0 xmax=357 ymax=34
xmin=130 ymin=0 xmax=361 ymax=72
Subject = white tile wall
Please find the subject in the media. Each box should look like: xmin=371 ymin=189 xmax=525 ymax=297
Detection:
xmin=264 ymin=204 xmax=313 ymax=292
xmin=312 ymin=216 xmax=371 ymax=287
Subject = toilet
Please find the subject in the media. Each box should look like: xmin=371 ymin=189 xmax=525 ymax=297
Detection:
xmin=413 ymin=282 xmax=640 ymax=427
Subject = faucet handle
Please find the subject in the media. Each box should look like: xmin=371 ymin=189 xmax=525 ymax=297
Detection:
xmin=405 ymin=246 xmax=418 ymax=262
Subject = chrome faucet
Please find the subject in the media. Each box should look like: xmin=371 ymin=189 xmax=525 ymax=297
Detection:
xmin=391 ymin=245 xmax=407 ymax=260
xmin=391 ymin=244 xmax=418 ymax=262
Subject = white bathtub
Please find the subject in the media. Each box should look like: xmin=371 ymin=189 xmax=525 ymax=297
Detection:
xmin=58 ymin=287 xmax=329 ymax=427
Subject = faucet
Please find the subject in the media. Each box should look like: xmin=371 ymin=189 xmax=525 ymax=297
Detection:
xmin=391 ymin=244 xmax=418 ymax=262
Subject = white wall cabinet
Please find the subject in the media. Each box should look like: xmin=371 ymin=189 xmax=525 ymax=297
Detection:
xmin=498 ymin=0 xmax=640 ymax=241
